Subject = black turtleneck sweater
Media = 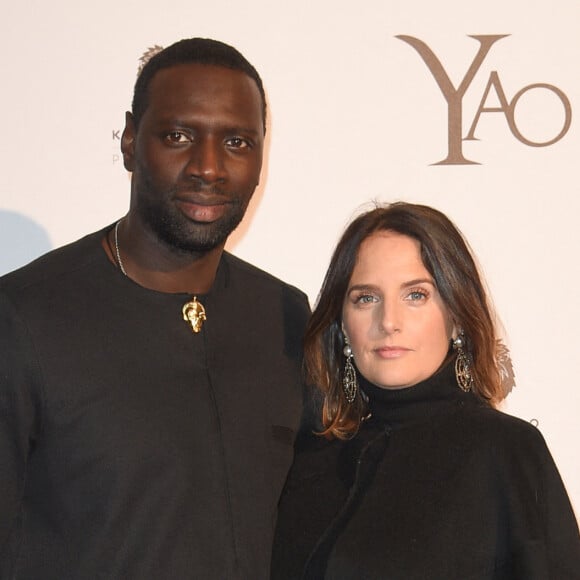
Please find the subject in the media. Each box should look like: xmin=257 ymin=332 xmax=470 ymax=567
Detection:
xmin=271 ymin=363 xmax=580 ymax=580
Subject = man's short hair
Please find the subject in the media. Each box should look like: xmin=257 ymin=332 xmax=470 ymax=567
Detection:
xmin=131 ymin=38 xmax=267 ymax=131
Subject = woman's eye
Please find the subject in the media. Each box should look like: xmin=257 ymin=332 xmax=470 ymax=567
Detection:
xmin=407 ymin=290 xmax=428 ymax=301
xmin=355 ymin=294 xmax=377 ymax=305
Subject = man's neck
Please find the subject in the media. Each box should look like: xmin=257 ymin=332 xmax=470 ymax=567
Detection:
xmin=103 ymin=218 xmax=225 ymax=295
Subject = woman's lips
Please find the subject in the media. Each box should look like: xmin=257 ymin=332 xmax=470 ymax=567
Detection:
xmin=374 ymin=346 xmax=411 ymax=359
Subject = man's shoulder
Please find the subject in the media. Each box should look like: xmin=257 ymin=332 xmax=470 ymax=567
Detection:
xmin=222 ymin=251 xmax=309 ymax=306
xmin=0 ymin=227 xmax=108 ymax=294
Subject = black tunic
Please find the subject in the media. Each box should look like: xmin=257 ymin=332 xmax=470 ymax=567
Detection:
xmin=272 ymin=363 xmax=580 ymax=579
xmin=0 ymin=227 xmax=310 ymax=580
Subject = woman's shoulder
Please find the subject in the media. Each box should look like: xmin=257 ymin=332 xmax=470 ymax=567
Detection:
xmin=465 ymin=402 xmax=541 ymax=434
xmin=460 ymin=401 xmax=552 ymax=463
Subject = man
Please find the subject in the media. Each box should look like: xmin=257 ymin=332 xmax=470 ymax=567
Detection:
xmin=0 ymin=38 xmax=310 ymax=579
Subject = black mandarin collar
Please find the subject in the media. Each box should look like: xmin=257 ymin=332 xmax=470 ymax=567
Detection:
xmin=360 ymin=359 xmax=478 ymax=430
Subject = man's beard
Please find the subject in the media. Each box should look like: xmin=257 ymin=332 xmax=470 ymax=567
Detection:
xmin=137 ymin=192 xmax=249 ymax=256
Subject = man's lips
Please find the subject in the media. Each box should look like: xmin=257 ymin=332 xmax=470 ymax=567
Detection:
xmin=175 ymin=195 xmax=232 ymax=223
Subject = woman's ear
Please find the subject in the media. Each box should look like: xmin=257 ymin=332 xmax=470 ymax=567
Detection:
xmin=341 ymin=322 xmax=349 ymax=342
xmin=450 ymin=321 xmax=460 ymax=341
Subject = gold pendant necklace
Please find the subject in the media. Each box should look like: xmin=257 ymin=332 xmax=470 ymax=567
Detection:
xmin=114 ymin=219 xmax=207 ymax=333
xmin=182 ymin=297 xmax=207 ymax=333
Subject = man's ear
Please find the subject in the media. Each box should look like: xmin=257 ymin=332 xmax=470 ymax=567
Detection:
xmin=121 ymin=111 xmax=136 ymax=172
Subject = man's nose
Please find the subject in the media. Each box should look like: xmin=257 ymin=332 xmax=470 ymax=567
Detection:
xmin=185 ymin=137 xmax=226 ymax=183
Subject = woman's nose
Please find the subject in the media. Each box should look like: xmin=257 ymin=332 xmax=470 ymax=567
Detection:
xmin=377 ymin=300 xmax=401 ymax=335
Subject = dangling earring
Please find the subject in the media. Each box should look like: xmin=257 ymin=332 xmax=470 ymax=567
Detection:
xmin=453 ymin=332 xmax=474 ymax=392
xmin=342 ymin=336 xmax=358 ymax=404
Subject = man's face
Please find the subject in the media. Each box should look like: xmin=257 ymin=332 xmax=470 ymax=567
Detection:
xmin=121 ymin=63 xmax=264 ymax=254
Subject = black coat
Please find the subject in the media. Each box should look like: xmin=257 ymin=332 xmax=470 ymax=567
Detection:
xmin=272 ymin=363 xmax=580 ymax=579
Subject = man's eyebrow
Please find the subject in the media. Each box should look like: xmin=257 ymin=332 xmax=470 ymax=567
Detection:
xmin=155 ymin=117 xmax=262 ymax=134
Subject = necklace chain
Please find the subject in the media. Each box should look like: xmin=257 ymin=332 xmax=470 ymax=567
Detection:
xmin=113 ymin=218 xmax=206 ymax=333
xmin=114 ymin=219 xmax=127 ymax=276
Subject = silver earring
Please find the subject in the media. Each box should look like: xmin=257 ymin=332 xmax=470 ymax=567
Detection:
xmin=453 ymin=333 xmax=474 ymax=393
xmin=342 ymin=337 xmax=358 ymax=404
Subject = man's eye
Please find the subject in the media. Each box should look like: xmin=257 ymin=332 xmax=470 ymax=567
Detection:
xmin=226 ymin=137 xmax=250 ymax=149
xmin=166 ymin=132 xmax=189 ymax=143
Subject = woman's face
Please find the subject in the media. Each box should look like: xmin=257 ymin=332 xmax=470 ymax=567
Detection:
xmin=342 ymin=231 xmax=455 ymax=390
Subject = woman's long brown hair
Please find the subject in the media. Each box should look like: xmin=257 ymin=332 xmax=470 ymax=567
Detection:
xmin=305 ymin=202 xmax=503 ymax=439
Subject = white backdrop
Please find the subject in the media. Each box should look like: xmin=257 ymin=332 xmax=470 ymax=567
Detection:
xmin=1 ymin=1 xmax=579 ymax=518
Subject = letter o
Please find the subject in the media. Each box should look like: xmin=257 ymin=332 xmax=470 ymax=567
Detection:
xmin=507 ymin=83 xmax=572 ymax=147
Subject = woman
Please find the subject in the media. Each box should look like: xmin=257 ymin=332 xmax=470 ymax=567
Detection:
xmin=271 ymin=202 xmax=580 ymax=579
